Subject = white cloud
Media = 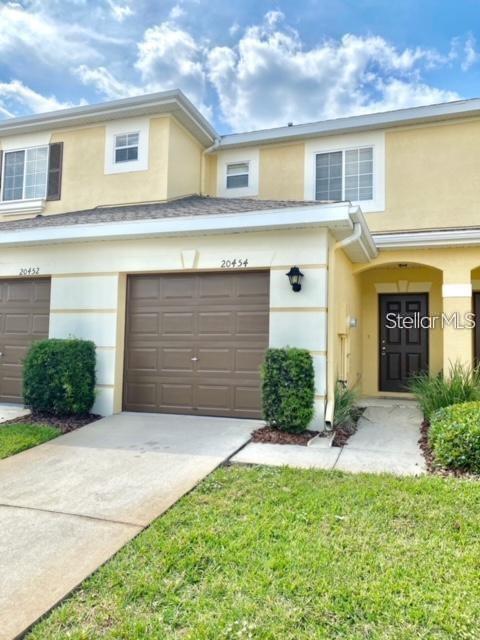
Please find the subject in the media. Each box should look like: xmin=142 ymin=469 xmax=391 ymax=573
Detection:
xmin=0 ymin=3 xmax=99 ymax=65
xmin=207 ymin=16 xmax=462 ymax=129
xmin=462 ymin=34 xmax=479 ymax=71
xmin=74 ymin=65 xmax=137 ymax=99
xmin=0 ymin=80 xmax=82 ymax=117
xmin=135 ymin=22 xmax=211 ymax=116
xmin=107 ymin=0 xmax=134 ymax=22
xmin=169 ymin=4 xmax=186 ymax=20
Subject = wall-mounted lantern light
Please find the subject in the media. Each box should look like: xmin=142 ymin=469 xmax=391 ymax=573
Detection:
xmin=286 ymin=266 xmax=304 ymax=292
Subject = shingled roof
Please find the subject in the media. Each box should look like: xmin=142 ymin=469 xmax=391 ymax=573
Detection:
xmin=0 ymin=196 xmax=321 ymax=231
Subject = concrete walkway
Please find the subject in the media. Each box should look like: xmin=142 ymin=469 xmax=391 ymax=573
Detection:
xmin=0 ymin=402 xmax=30 ymax=423
xmin=233 ymin=399 xmax=425 ymax=476
xmin=0 ymin=412 xmax=256 ymax=640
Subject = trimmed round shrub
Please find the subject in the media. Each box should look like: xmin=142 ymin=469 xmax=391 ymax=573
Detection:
xmin=261 ymin=347 xmax=315 ymax=433
xmin=23 ymin=338 xmax=96 ymax=416
xmin=430 ymin=401 xmax=480 ymax=473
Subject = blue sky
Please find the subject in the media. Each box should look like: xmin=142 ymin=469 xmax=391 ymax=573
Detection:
xmin=1 ymin=0 xmax=479 ymax=133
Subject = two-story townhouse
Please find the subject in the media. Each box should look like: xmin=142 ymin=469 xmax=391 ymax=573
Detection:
xmin=0 ymin=90 xmax=478 ymax=426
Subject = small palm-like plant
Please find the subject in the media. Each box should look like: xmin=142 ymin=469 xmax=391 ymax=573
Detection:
xmin=409 ymin=361 xmax=480 ymax=420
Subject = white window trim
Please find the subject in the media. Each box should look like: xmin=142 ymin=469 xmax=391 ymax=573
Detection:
xmin=114 ymin=131 xmax=140 ymax=164
xmin=314 ymin=144 xmax=374 ymax=204
xmin=0 ymin=144 xmax=49 ymax=204
xmin=304 ymin=131 xmax=385 ymax=213
xmin=104 ymin=117 xmax=150 ymax=175
xmin=217 ymin=147 xmax=259 ymax=198
xmin=226 ymin=161 xmax=250 ymax=190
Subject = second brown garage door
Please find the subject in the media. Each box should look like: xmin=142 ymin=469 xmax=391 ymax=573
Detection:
xmin=124 ymin=271 xmax=269 ymax=418
xmin=0 ymin=278 xmax=51 ymax=403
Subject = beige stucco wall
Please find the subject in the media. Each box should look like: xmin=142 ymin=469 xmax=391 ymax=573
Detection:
xmin=259 ymin=143 xmax=305 ymax=201
xmin=46 ymin=117 xmax=170 ymax=215
xmin=167 ymin=118 xmax=203 ymax=199
xmin=0 ymin=114 xmax=208 ymax=222
xmin=367 ymin=118 xmax=480 ymax=232
xmin=332 ymin=249 xmax=362 ymax=390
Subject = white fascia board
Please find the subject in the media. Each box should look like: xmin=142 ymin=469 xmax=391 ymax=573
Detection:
xmin=0 ymin=90 xmax=217 ymax=147
xmin=374 ymin=228 xmax=480 ymax=249
xmin=217 ymin=98 xmax=480 ymax=149
xmin=0 ymin=204 xmax=356 ymax=247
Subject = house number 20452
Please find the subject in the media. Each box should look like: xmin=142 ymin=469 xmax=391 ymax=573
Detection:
xmin=19 ymin=267 xmax=40 ymax=276
xmin=220 ymin=258 xmax=249 ymax=268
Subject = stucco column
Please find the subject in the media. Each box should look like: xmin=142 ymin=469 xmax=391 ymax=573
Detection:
xmin=442 ymin=275 xmax=473 ymax=373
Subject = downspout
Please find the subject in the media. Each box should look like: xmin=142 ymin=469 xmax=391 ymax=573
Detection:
xmin=324 ymin=221 xmax=362 ymax=429
xmin=201 ymin=137 xmax=221 ymax=195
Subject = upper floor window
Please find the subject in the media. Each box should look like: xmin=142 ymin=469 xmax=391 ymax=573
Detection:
xmin=114 ymin=132 xmax=139 ymax=164
xmin=226 ymin=162 xmax=249 ymax=189
xmin=315 ymin=146 xmax=373 ymax=203
xmin=2 ymin=146 xmax=49 ymax=201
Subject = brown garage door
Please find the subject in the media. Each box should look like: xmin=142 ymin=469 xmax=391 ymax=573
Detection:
xmin=124 ymin=271 xmax=269 ymax=418
xmin=0 ymin=279 xmax=51 ymax=403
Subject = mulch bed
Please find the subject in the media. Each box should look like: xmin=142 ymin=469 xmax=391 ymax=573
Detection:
xmin=1 ymin=412 xmax=101 ymax=434
xmin=332 ymin=407 xmax=365 ymax=447
xmin=251 ymin=425 xmax=321 ymax=446
xmin=419 ymin=420 xmax=479 ymax=479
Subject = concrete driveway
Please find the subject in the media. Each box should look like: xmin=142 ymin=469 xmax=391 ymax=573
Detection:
xmin=0 ymin=412 xmax=256 ymax=640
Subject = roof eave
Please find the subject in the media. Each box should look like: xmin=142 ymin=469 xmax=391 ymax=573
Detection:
xmin=0 ymin=203 xmax=375 ymax=263
xmin=216 ymin=99 xmax=480 ymax=150
xmin=0 ymin=90 xmax=217 ymax=147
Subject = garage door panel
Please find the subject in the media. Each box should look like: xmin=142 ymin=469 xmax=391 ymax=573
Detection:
xmin=130 ymin=313 xmax=158 ymax=335
xmin=127 ymin=347 xmax=158 ymax=372
xmin=198 ymin=274 xmax=234 ymax=299
xmin=236 ymin=311 xmax=269 ymax=335
xmin=161 ymin=275 xmax=196 ymax=300
xmin=160 ymin=348 xmax=195 ymax=372
xmin=125 ymin=272 xmax=269 ymax=417
xmin=236 ymin=348 xmax=265 ymax=373
xmin=4 ymin=314 xmax=30 ymax=334
xmin=235 ymin=386 xmax=263 ymax=413
xmin=2 ymin=344 xmax=28 ymax=365
xmin=161 ymin=383 xmax=194 ymax=409
xmin=32 ymin=314 xmax=49 ymax=335
xmin=162 ymin=312 xmax=194 ymax=335
xmin=198 ymin=312 xmax=233 ymax=335
xmin=125 ymin=382 xmax=157 ymax=408
xmin=195 ymin=385 xmax=232 ymax=412
xmin=197 ymin=348 xmax=233 ymax=373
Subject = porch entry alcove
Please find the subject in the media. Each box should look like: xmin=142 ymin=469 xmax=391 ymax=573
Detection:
xmin=357 ymin=262 xmax=443 ymax=397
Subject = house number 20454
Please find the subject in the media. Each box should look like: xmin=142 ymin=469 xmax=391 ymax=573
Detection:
xmin=220 ymin=258 xmax=249 ymax=268
xmin=19 ymin=267 xmax=40 ymax=276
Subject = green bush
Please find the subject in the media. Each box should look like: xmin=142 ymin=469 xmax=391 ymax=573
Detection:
xmin=430 ymin=401 xmax=480 ymax=472
xmin=334 ymin=382 xmax=359 ymax=428
xmin=409 ymin=361 xmax=480 ymax=420
xmin=23 ymin=339 xmax=96 ymax=416
xmin=261 ymin=347 xmax=315 ymax=433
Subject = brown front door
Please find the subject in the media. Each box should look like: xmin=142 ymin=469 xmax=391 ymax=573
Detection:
xmin=379 ymin=293 xmax=429 ymax=392
xmin=124 ymin=271 xmax=269 ymax=418
xmin=0 ymin=279 xmax=51 ymax=403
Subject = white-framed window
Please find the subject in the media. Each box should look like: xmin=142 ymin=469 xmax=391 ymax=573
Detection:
xmin=114 ymin=132 xmax=139 ymax=164
xmin=315 ymin=146 xmax=373 ymax=203
xmin=104 ymin=117 xmax=149 ymax=175
xmin=226 ymin=162 xmax=249 ymax=189
xmin=1 ymin=145 xmax=49 ymax=202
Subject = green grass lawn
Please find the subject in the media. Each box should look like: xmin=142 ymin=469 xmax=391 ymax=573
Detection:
xmin=28 ymin=466 xmax=480 ymax=640
xmin=0 ymin=423 xmax=60 ymax=459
